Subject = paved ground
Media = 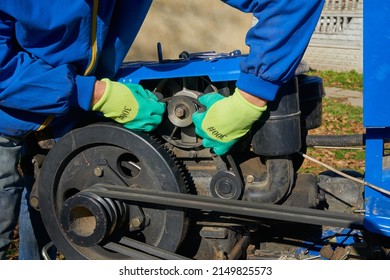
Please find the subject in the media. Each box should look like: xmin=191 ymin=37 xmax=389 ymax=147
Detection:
xmin=324 ymin=87 xmax=363 ymax=107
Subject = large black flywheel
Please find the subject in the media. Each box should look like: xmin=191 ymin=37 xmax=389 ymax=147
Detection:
xmin=38 ymin=123 xmax=188 ymax=259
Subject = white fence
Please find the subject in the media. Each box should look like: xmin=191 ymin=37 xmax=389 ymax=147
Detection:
xmin=303 ymin=0 xmax=363 ymax=73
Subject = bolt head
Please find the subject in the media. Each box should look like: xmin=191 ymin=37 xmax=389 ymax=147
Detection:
xmin=94 ymin=167 xmax=104 ymax=177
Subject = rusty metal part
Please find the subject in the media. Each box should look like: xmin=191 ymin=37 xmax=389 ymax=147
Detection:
xmin=227 ymin=235 xmax=251 ymax=260
xmin=320 ymin=245 xmax=352 ymax=260
xmin=319 ymin=245 xmax=334 ymax=259
xmin=60 ymin=191 xmax=127 ymax=247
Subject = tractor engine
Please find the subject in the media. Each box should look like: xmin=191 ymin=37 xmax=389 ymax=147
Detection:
xmin=33 ymin=52 xmax=376 ymax=260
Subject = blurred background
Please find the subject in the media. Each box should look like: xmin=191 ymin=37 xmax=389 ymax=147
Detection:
xmin=125 ymin=0 xmax=252 ymax=61
xmin=126 ymin=1 xmax=363 ymax=73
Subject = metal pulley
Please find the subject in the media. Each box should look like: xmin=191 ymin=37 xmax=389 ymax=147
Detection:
xmin=210 ymin=170 xmax=243 ymax=200
xmin=38 ymin=123 xmax=188 ymax=259
xmin=167 ymin=95 xmax=197 ymax=127
xmin=60 ymin=190 xmax=127 ymax=247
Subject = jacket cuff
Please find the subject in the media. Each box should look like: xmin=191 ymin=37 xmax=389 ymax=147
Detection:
xmin=236 ymin=71 xmax=281 ymax=102
xmin=74 ymin=75 xmax=96 ymax=111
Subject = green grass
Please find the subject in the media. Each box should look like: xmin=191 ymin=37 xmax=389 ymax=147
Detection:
xmin=299 ymin=92 xmax=365 ymax=175
xmin=323 ymin=98 xmax=363 ymax=125
xmin=308 ymin=69 xmax=363 ymax=92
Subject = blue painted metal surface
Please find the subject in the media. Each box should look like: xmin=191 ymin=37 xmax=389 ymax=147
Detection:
xmin=295 ymin=227 xmax=364 ymax=259
xmin=363 ymin=2 xmax=390 ymax=127
xmin=363 ymin=1 xmax=390 ymax=236
xmin=115 ymin=55 xmax=243 ymax=84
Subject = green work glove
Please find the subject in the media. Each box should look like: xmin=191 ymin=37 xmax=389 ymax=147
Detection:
xmin=192 ymin=88 xmax=267 ymax=155
xmin=92 ymin=79 xmax=166 ymax=132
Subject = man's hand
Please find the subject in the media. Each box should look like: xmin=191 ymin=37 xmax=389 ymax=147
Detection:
xmin=192 ymin=88 xmax=267 ymax=155
xmin=92 ymin=79 xmax=166 ymax=132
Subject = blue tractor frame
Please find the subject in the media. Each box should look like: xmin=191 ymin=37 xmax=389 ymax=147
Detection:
xmin=363 ymin=0 xmax=390 ymax=236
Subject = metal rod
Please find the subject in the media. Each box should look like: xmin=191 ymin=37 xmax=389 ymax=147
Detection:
xmin=119 ymin=237 xmax=190 ymax=260
xmin=103 ymin=242 xmax=160 ymax=260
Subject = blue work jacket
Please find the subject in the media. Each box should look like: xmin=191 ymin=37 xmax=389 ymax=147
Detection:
xmin=0 ymin=0 xmax=324 ymax=138
xmin=0 ymin=0 xmax=152 ymax=138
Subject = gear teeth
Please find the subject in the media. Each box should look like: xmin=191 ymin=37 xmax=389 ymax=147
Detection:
xmin=170 ymin=151 xmax=196 ymax=195
xmin=150 ymin=134 xmax=195 ymax=195
xmin=150 ymin=133 xmax=197 ymax=251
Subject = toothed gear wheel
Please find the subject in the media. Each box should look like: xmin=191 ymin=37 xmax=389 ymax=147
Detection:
xmin=150 ymin=135 xmax=195 ymax=195
xmin=38 ymin=123 xmax=188 ymax=259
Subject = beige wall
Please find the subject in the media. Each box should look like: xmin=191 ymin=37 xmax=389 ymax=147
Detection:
xmin=125 ymin=0 xmax=252 ymax=61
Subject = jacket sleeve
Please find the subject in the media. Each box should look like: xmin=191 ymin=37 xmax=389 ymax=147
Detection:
xmin=0 ymin=11 xmax=95 ymax=116
xmin=221 ymin=0 xmax=325 ymax=101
